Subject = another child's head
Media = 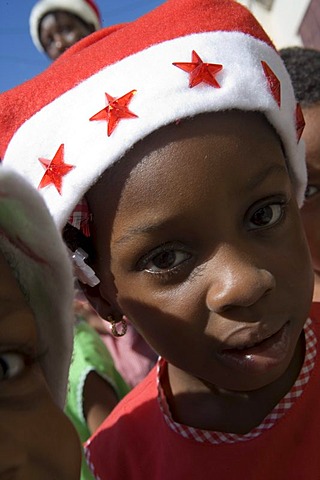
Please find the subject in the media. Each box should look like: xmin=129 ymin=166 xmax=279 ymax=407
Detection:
xmin=1 ymin=0 xmax=314 ymax=395
xmin=0 ymin=167 xmax=81 ymax=478
xmin=30 ymin=0 xmax=101 ymax=60
xmin=280 ymin=47 xmax=320 ymax=300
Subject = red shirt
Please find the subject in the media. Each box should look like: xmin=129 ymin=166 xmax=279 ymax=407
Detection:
xmin=86 ymin=306 xmax=320 ymax=480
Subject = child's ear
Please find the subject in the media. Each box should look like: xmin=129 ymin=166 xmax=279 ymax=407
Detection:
xmin=79 ymin=282 xmax=115 ymax=320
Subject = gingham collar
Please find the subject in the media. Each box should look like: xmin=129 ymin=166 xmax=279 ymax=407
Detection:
xmin=157 ymin=317 xmax=317 ymax=444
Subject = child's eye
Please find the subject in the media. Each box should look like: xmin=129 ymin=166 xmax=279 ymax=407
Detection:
xmin=138 ymin=248 xmax=191 ymax=273
xmin=0 ymin=353 xmax=25 ymax=381
xmin=248 ymin=203 xmax=284 ymax=230
xmin=305 ymin=185 xmax=319 ymax=199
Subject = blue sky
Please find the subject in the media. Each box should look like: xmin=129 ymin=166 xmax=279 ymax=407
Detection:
xmin=0 ymin=0 xmax=164 ymax=92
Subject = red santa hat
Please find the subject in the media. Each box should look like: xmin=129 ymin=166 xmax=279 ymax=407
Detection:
xmin=30 ymin=0 xmax=102 ymax=52
xmin=0 ymin=166 xmax=74 ymax=408
xmin=1 ymin=0 xmax=306 ymax=235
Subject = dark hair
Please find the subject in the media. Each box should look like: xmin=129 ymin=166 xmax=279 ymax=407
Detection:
xmin=279 ymin=47 xmax=320 ymax=107
xmin=63 ymin=223 xmax=95 ymax=261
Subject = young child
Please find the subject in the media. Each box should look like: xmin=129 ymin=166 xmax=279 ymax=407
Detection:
xmin=29 ymin=0 xmax=158 ymax=391
xmin=73 ymin=291 xmax=158 ymax=389
xmin=0 ymin=166 xmax=81 ymax=479
xmin=29 ymin=0 xmax=101 ymax=60
xmin=66 ymin=292 xmax=130 ymax=480
xmin=280 ymin=47 xmax=320 ymax=302
xmin=1 ymin=0 xmax=319 ymax=478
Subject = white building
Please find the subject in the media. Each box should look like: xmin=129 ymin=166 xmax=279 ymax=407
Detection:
xmin=238 ymin=0 xmax=320 ymax=49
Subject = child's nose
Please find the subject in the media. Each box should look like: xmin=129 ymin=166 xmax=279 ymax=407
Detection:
xmin=206 ymin=247 xmax=275 ymax=313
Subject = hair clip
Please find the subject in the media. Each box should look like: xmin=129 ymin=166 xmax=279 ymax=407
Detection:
xmin=69 ymin=247 xmax=100 ymax=287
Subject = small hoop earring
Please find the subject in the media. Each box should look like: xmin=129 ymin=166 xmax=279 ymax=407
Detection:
xmin=107 ymin=315 xmax=127 ymax=338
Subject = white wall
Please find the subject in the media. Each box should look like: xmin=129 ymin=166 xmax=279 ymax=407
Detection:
xmin=237 ymin=0 xmax=311 ymax=48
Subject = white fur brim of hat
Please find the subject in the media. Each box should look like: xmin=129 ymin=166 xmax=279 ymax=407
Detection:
xmin=0 ymin=166 xmax=75 ymax=409
xmin=30 ymin=0 xmax=101 ymax=52
xmin=4 ymin=30 xmax=306 ymax=231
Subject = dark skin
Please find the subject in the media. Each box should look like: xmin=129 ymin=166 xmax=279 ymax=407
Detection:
xmin=85 ymin=111 xmax=313 ymax=434
xmin=73 ymin=297 xmax=119 ymax=434
xmin=39 ymin=10 xmax=95 ymax=60
xmin=84 ymin=371 xmax=119 ymax=433
xmin=0 ymin=251 xmax=81 ymax=479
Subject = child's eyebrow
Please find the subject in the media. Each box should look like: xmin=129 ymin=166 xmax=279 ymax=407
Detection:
xmin=114 ymin=219 xmax=173 ymax=246
xmin=114 ymin=165 xmax=289 ymax=247
xmin=244 ymin=164 xmax=288 ymax=192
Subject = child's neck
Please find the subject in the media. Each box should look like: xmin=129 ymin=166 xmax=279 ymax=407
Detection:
xmin=166 ymin=333 xmax=305 ymax=435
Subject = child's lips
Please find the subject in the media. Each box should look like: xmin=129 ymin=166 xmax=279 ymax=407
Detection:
xmin=217 ymin=322 xmax=291 ymax=374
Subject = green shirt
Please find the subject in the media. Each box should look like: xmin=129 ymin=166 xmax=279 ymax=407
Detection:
xmin=65 ymin=319 xmax=130 ymax=480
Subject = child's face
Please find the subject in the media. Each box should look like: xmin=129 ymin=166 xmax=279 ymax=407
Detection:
xmin=0 ymin=251 xmax=81 ymax=479
xmin=39 ymin=11 xmax=94 ymax=60
xmin=300 ymin=103 xmax=320 ymax=282
xmin=88 ymin=111 xmax=313 ymax=393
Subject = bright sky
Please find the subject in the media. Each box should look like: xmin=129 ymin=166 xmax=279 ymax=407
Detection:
xmin=0 ymin=0 xmax=164 ymax=93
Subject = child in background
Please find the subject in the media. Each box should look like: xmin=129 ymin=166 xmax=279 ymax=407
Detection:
xmin=280 ymin=47 xmax=320 ymax=302
xmin=74 ymin=291 xmax=158 ymax=389
xmin=67 ymin=290 xmax=130 ymax=480
xmin=30 ymin=0 xmax=158 ymax=389
xmin=1 ymin=0 xmax=319 ymax=478
xmin=29 ymin=0 xmax=101 ymax=60
xmin=0 ymin=166 xmax=81 ymax=479
xmin=57 ymin=218 xmax=130 ymax=480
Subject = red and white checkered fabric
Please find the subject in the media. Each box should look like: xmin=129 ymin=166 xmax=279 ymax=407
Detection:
xmin=157 ymin=317 xmax=317 ymax=444
xmin=68 ymin=196 xmax=91 ymax=236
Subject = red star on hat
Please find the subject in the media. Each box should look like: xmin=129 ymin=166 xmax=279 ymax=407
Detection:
xmin=295 ymin=103 xmax=305 ymax=142
xmin=173 ymin=50 xmax=223 ymax=88
xmin=38 ymin=144 xmax=74 ymax=195
xmin=261 ymin=61 xmax=281 ymax=107
xmin=90 ymin=90 xmax=138 ymax=136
